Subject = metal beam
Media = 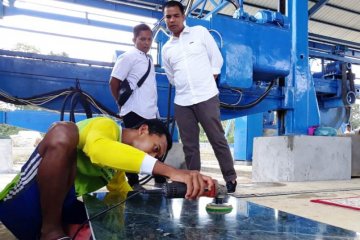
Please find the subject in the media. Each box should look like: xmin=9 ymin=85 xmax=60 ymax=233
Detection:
xmin=243 ymin=2 xmax=276 ymax=11
xmin=104 ymin=0 xmax=164 ymax=14
xmin=309 ymin=50 xmax=360 ymax=65
xmin=309 ymin=0 xmax=360 ymax=15
xmin=308 ymin=0 xmax=329 ymax=18
xmin=310 ymin=18 xmax=360 ymax=33
xmin=309 ymin=33 xmax=360 ymax=51
xmin=0 ymin=0 xmax=3 ymax=19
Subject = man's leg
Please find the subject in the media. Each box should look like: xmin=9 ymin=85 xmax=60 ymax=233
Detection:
xmin=174 ymin=104 xmax=201 ymax=170
xmin=195 ymin=96 xmax=237 ymax=183
xmin=37 ymin=122 xmax=79 ymax=240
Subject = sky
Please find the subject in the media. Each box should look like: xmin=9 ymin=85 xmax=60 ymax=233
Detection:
xmin=0 ymin=0 xmax=158 ymax=62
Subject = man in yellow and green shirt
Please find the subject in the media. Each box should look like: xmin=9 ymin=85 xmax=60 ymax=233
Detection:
xmin=0 ymin=117 xmax=214 ymax=240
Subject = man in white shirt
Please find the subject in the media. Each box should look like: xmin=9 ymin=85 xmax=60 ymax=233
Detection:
xmin=110 ymin=23 xmax=164 ymax=188
xmin=110 ymin=23 xmax=158 ymax=126
xmin=161 ymin=1 xmax=237 ymax=193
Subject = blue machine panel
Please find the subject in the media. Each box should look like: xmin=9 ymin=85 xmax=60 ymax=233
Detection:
xmin=184 ymin=15 xmax=291 ymax=89
xmin=211 ymin=15 xmax=291 ymax=88
xmin=0 ymin=52 xmax=174 ymax=119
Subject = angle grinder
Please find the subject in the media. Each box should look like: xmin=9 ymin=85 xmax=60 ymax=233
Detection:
xmin=161 ymin=181 xmax=233 ymax=214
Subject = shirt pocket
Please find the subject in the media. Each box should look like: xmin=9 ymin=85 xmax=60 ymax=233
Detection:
xmin=185 ymin=41 xmax=203 ymax=56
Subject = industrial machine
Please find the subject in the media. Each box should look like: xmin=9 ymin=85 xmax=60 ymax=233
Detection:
xmin=0 ymin=0 xmax=359 ymax=152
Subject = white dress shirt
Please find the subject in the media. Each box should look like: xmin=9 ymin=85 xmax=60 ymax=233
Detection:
xmin=111 ymin=47 xmax=158 ymax=118
xmin=161 ymin=25 xmax=223 ymax=106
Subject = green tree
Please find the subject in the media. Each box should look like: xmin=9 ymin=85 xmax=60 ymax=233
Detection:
xmin=49 ymin=51 xmax=69 ymax=57
xmin=0 ymin=124 xmax=24 ymax=137
xmin=12 ymin=43 xmax=41 ymax=53
xmin=350 ymin=104 xmax=360 ymax=130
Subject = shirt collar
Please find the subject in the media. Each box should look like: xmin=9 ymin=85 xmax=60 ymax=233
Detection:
xmin=133 ymin=47 xmax=148 ymax=58
xmin=170 ymin=25 xmax=190 ymax=41
xmin=182 ymin=25 xmax=190 ymax=33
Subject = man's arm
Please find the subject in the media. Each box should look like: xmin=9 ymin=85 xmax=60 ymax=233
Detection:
xmin=202 ymin=27 xmax=223 ymax=76
xmin=83 ymin=118 xmax=215 ymax=199
xmin=109 ymin=53 xmax=132 ymax=110
xmin=161 ymin=47 xmax=175 ymax=85
xmin=152 ymin=161 xmax=215 ymax=200
xmin=109 ymin=77 xmax=122 ymax=110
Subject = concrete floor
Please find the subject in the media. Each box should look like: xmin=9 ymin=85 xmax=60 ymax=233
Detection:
xmin=1 ymin=147 xmax=360 ymax=238
xmin=202 ymin=159 xmax=360 ymax=234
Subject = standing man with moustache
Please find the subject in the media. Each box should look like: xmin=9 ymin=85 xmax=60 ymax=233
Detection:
xmin=161 ymin=1 xmax=237 ymax=193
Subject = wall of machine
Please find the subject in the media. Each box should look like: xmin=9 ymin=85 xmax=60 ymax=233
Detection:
xmin=0 ymin=0 xmax=359 ymax=139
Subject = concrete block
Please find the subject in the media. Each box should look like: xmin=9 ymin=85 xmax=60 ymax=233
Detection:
xmin=350 ymin=135 xmax=360 ymax=176
xmin=339 ymin=135 xmax=360 ymax=177
xmin=0 ymin=138 xmax=13 ymax=173
xmin=252 ymin=136 xmax=351 ymax=182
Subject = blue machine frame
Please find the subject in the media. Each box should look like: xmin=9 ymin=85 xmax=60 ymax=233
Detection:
xmin=0 ymin=0 xmax=359 ymax=153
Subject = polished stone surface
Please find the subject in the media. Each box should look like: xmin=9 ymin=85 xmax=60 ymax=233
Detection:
xmin=83 ymin=191 xmax=360 ymax=239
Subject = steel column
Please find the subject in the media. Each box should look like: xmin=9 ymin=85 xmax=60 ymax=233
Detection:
xmin=234 ymin=113 xmax=263 ymax=162
xmin=284 ymin=0 xmax=320 ymax=134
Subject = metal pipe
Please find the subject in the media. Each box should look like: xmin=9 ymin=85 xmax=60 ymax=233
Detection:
xmin=278 ymin=0 xmax=286 ymax=14
xmin=153 ymin=25 xmax=170 ymax=40
xmin=185 ymin=0 xmax=195 ymax=17
xmin=104 ymin=0 xmax=160 ymax=11
xmin=232 ymin=0 xmax=241 ymax=9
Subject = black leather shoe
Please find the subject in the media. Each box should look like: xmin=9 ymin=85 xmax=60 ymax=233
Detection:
xmin=226 ymin=180 xmax=237 ymax=193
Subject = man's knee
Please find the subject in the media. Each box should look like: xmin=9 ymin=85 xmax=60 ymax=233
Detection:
xmin=41 ymin=122 xmax=79 ymax=151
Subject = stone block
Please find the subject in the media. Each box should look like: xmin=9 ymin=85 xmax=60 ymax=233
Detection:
xmin=252 ymin=136 xmax=351 ymax=182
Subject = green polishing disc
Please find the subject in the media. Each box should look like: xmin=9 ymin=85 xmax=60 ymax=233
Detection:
xmin=205 ymin=202 xmax=233 ymax=214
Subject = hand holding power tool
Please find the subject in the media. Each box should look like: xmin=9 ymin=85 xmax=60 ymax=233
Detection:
xmin=162 ymin=181 xmax=227 ymax=199
xmin=139 ymin=180 xmax=233 ymax=214
xmin=162 ymin=181 xmax=233 ymax=214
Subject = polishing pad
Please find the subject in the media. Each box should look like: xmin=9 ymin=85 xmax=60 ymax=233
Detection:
xmin=205 ymin=202 xmax=233 ymax=214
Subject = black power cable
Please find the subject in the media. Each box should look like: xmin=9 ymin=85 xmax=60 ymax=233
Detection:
xmin=0 ymin=88 xmax=119 ymax=119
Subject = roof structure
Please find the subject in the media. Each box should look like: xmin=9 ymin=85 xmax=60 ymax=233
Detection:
xmin=113 ymin=0 xmax=360 ymax=50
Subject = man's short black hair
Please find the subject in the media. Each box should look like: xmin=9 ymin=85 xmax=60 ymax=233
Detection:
xmin=133 ymin=23 xmax=152 ymax=39
xmin=163 ymin=1 xmax=185 ymax=15
xmin=133 ymin=119 xmax=173 ymax=152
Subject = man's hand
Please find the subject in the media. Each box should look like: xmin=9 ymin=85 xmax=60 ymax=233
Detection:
xmin=170 ymin=169 xmax=215 ymax=200
xmin=152 ymin=161 xmax=215 ymax=200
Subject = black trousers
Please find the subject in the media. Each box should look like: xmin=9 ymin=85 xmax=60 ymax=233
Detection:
xmin=174 ymin=95 xmax=237 ymax=182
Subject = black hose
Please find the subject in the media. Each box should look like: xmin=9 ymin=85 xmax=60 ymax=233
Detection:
xmin=69 ymin=91 xmax=81 ymax=122
xmin=220 ymin=80 xmax=275 ymax=110
xmin=60 ymin=91 xmax=75 ymax=121
xmin=0 ymin=88 xmax=119 ymax=119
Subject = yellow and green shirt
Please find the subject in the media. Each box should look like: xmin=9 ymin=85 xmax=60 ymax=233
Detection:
xmin=0 ymin=117 xmax=155 ymax=200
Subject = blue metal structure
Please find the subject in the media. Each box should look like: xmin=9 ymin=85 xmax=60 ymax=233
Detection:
xmin=0 ymin=0 xmax=359 ymax=159
xmin=233 ymin=113 xmax=263 ymax=162
xmin=0 ymin=110 xmax=88 ymax=133
xmin=155 ymin=0 xmax=359 ymax=134
xmin=0 ymin=50 xmax=174 ymax=121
